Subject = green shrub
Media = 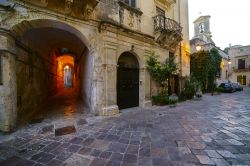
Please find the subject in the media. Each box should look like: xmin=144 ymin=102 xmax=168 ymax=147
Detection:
xmin=179 ymin=80 xmax=196 ymax=101
xmin=152 ymin=93 xmax=169 ymax=105
xmin=215 ymin=87 xmax=224 ymax=93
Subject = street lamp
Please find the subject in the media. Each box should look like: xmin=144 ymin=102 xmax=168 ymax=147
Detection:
xmin=196 ymin=45 xmax=202 ymax=51
xmin=227 ymin=57 xmax=231 ymax=80
xmin=228 ymin=56 xmax=231 ymax=64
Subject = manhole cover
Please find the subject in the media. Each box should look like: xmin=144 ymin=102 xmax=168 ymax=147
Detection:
xmin=29 ymin=118 xmax=44 ymax=124
xmin=55 ymin=126 xmax=76 ymax=137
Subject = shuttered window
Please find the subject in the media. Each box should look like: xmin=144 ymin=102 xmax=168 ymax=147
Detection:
xmin=243 ymin=75 xmax=246 ymax=85
xmin=237 ymin=75 xmax=247 ymax=85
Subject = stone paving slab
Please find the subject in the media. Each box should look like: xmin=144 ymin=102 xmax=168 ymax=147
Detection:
xmin=0 ymin=89 xmax=250 ymax=165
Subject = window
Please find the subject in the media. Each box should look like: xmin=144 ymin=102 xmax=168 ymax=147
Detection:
xmin=243 ymin=75 xmax=247 ymax=85
xmin=237 ymin=75 xmax=242 ymax=84
xmin=0 ymin=56 xmax=2 ymax=85
xmin=238 ymin=59 xmax=245 ymax=69
xmin=237 ymin=75 xmax=247 ymax=85
xmin=169 ymin=52 xmax=175 ymax=64
xmin=124 ymin=0 xmax=136 ymax=8
xmin=199 ymin=23 xmax=205 ymax=33
xmin=156 ymin=7 xmax=165 ymax=16
xmin=216 ymin=68 xmax=221 ymax=78
xmin=156 ymin=7 xmax=165 ymax=29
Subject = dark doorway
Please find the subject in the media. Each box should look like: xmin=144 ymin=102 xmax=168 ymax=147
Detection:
xmin=173 ymin=75 xmax=179 ymax=95
xmin=117 ymin=52 xmax=139 ymax=110
xmin=168 ymin=75 xmax=179 ymax=95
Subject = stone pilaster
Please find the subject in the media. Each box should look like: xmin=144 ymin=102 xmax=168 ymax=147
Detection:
xmin=0 ymin=30 xmax=17 ymax=132
xmin=98 ymin=42 xmax=119 ymax=116
xmin=139 ymin=67 xmax=152 ymax=107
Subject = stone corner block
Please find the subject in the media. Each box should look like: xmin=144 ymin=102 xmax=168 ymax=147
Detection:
xmin=99 ymin=105 xmax=119 ymax=116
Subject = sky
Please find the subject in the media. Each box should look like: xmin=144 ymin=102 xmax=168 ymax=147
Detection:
xmin=188 ymin=0 xmax=250 ymax=50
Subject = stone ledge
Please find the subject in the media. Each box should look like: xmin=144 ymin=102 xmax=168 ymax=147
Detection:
xmin=99 ymin=105 xmax=119 ymax=116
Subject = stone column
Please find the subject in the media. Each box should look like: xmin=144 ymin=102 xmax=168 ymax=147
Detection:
xmin=143 ymin=69 xmax=152 ymax=107
xmin=0 ymin=31 xmax=17 ymax=132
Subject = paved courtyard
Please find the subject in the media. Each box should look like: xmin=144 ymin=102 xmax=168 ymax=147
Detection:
xmin=0 ymin=89 xmax=250 ymax=166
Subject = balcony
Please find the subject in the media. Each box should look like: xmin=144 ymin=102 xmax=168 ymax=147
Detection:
xmin=233 ymin=66 xmax=250 ymax=72
xmin=153 ymin=15 xmax=182 ymax=49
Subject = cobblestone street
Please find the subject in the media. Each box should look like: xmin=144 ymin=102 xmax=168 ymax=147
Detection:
xmin=0 ymin=89 xmax=250 ymax=166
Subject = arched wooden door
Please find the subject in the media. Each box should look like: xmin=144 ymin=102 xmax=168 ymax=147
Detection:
xmin=117 ymin=52 xmax=139 ymax=109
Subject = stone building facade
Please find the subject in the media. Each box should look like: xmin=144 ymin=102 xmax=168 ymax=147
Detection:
xmin=190 ymin=15 xmax=229 ymax=85
xmin=0 ymin=0 xmax=190 ymax=132
xmin=226 ymin=45 xmax=250 ymax=86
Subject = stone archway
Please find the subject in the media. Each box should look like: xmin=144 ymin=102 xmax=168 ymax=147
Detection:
xmin=117 ymin=52 xmax=140 ymax=109
xmin=11 ymin=19 xmax=94 ymax=125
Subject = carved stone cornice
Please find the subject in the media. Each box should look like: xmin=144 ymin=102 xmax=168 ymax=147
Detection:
xmin=15 ymin=0 xmax=99 ymax=20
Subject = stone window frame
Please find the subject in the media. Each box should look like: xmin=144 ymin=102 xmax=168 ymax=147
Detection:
xmin=0 ymin=55 xmax=3 ymax=85
xmin=124 ymin=0 xmax=136 ymax=8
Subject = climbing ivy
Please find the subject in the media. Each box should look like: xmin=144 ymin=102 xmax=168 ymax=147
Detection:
xmin=191 ymin=48 xmax=222 ymax=92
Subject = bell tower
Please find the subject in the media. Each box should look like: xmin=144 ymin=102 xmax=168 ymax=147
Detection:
xmin=193 ymin=15 xmax=214 ymax=44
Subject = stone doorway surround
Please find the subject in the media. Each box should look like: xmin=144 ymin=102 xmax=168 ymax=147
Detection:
xmin=117 ymin=52 xmax=140 ymax=110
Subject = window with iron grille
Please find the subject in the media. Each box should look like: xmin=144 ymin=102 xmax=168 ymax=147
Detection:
xmin=0 ymin=56 xmax=2 ymax=85
xmin=124 ymin=0 xmax=136 ymax=8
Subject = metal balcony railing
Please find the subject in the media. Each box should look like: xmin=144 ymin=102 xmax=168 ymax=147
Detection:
xmin=233 ymin=65 xmax=250 ymax=72
xmin=153 ymin=15 xmax=182 ymax=35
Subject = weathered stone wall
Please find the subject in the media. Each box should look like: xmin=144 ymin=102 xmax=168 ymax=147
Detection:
xmin=15 ymin=45 xmax=58 ymax=124
xmin=79 ymin=49 xmax=94 ymax=112
xmin=0 ymin=33 xmax=17 ymax=132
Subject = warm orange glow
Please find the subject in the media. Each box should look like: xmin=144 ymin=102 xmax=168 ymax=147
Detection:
xmin=57 ymin=55 xmax=74 ymax=90
xmin=196 ymin=45 xmax=202 ymax=51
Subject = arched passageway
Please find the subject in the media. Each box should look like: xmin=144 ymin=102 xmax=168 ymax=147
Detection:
xmin=117 ymin=52 xmax=139 ymax=110
xmin=14 ymin=20 xmax=93 ymax=125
